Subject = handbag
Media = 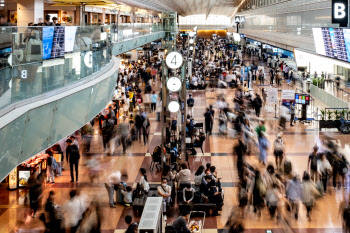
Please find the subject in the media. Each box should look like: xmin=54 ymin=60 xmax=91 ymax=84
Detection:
xmin=135 ymin=183 xmax=145 ymax=198
xmin=201 ymin=193 xmax=209 ymax=203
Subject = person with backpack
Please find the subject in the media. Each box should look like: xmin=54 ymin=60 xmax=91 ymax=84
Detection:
xmin=46 ymin=151 xmax=57 ymax=184
xmin=66 ymin=139 xmax=80 ymax=183
xmin=307 ymin=146 xmax=319 ymax=182
xmin=187 ymin=94 xmax=195 ymax=117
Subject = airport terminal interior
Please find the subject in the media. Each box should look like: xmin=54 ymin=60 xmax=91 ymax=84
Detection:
xmin=2 ymin=0 xmax=350 ymax=233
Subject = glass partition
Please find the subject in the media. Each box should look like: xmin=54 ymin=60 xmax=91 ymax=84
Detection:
xmin=0 ymin=23 xmax=163 ymax=112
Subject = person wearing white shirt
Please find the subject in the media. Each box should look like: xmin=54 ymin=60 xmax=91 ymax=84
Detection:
xmin=69 ymin=135 xmax=79 ymax=149
xmin=158 ymin=178 xmax=172 ymax=216
xmin=192 ymin=75 xmax=199 ymax=87
xmin=139 ymin=168 xmax=150 ymax=192
xmin=62 ymin=190 xmax=87 ymax=232
xmin=225 ymin=70 xmax=234 ymax=87
xmin=106 ymin=171 xmax=121 ymax=207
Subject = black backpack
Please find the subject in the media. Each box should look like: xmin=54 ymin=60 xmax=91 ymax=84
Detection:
xmin=188 ymin=98 xmax=194 ymax=107
xmin=284 ymin=160 xmax=292 ymax=175
xmin=70 ymin=145 xmax=80 ymax=161
xmin=310 ymin=155 xmax=317 ymax=171
xmin=344 ymin=207 xmax=350 ymax=225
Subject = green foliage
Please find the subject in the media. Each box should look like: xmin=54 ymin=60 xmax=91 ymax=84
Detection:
xmin=320 ymin=109 xmax=325 ymax=120
xmin=334 ymin=110 xmax=341 ymax=120
xmin=327 ymin=110 xmax=333 ymax=120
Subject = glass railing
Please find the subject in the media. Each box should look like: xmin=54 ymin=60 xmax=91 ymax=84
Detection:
xmin=0 ymin=23 xmax=163 ymax=112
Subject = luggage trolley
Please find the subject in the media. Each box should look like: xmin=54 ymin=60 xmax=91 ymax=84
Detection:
xmin=187 ymin=211 xmax=206 ymax=233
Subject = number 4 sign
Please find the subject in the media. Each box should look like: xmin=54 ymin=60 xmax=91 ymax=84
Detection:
xmin=165 ymin=51 xmax=183 ymax=69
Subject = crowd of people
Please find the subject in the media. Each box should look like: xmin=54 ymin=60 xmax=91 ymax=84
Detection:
xmin=15 ymin=32 xmax=350 ymax=233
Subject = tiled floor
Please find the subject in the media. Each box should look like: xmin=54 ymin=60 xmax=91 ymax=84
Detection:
xmin=2 ymin=56 xmax=350 ymax=233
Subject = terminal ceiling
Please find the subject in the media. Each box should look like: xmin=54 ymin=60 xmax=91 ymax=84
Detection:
xmin=47 ymin=0 xmax=238 ymax=17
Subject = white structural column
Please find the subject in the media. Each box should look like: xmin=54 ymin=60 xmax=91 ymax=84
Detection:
xmin=17 ymin=0 xmax=44 ymax=26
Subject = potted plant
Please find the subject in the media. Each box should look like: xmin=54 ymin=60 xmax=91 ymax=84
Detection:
xmin=340 ymin=109 xmax=347 ymax=119
xmin=319 ymin=109 xmax=341 ymax=130
xmin=335 ymin=110 xmax=341 ymax=120
xmin=327 ymin=110 xmax=333 ymax=120
xmin=320 ymin=109 xmax=325 ymax=120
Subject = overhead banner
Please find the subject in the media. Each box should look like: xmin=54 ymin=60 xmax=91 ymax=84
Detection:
xmin=332 ymin=0 xmax=348 ymax=27
xmin=267 ymin=87 xmax=278 ymax=104
xmin=65 ymin=26 xmax=77 ymax=52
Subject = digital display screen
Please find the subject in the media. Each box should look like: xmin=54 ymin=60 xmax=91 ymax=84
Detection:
xmin=313 ymin=27 xmax=350 ymax=62
xmin=43 ymin=26 xmax=65 ymax=59
xmin=295 ymin=94 xmax=310 ymax=105
xmin=51 ymin=26 xmax=65 ymax=58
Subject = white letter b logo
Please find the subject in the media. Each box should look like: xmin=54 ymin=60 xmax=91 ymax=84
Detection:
xmin=335 ymin=3 xmax=346 ymax=19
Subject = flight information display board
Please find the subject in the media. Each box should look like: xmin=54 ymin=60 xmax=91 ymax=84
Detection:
xmin=313 ymin=27 xmax=350 ymax=62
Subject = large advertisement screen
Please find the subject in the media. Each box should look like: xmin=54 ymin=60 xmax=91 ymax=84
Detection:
xmin=313 ymin=27 xmax=350 ymax=62
xmin=43 ymin=26 xmax=65 ymax=59
xmin=42 ymin=27 xmax=55 ymax=60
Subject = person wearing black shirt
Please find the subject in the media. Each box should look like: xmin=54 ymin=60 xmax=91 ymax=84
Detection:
xmin=66 ymin=139 xmax=80 ymax=182
xmin=172 ymin=211 xmax=191 ymax=233
xmin=204 ymin=107 xmax=213 ymax=135
xmin=187 ymin=94 xmax=195 ymax=117
xmin=125 ymin=215 xmax=138 ymax=233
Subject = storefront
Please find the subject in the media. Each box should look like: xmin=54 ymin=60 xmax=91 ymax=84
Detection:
xmin=2 ymin=152 xmax=50 ymax=190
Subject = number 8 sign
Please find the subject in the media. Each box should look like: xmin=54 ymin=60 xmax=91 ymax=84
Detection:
xmin=165 ymin=51 xmax=183 ymax=69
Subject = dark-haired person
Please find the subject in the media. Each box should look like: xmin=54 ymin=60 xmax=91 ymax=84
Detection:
xmin=66 ymin=139 xmax=80 ymax=182
xmin=45 ymin=191 xmax=62 ymax=232
xmin=138 ymin=168 xmax=149 ymax=193
xmin=62 ymin=190 xmax=86 ymax=233
xmin=44 ymin=14 xmax=54 ymax=26
xmin=125 ymin=215 xmax=138 ymax=233
xmin=157 ymin=178 xmax=172 ymax=220
xmin=194 ymin=166 xmax=205 ymax=186
xmin=177 ymin=163 xmax=191 ymax=189
xmin=172 ymin=211 xmax=191 ymax=233
xmin=52 ymin=17 xmax=60 ymax=26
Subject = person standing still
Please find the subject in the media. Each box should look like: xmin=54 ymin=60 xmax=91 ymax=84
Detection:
xmin=46 ymin=151 xmax=56 ymax=184
xmin=151 ymin=91 xmax=158 ymax=112
xmin=66 ymin=139 xmax=80 ymax=182
xmin=187 ymin=94 xmax=195 ymax=117
xmin=290 ymin=101 xmax=295 ymax=126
